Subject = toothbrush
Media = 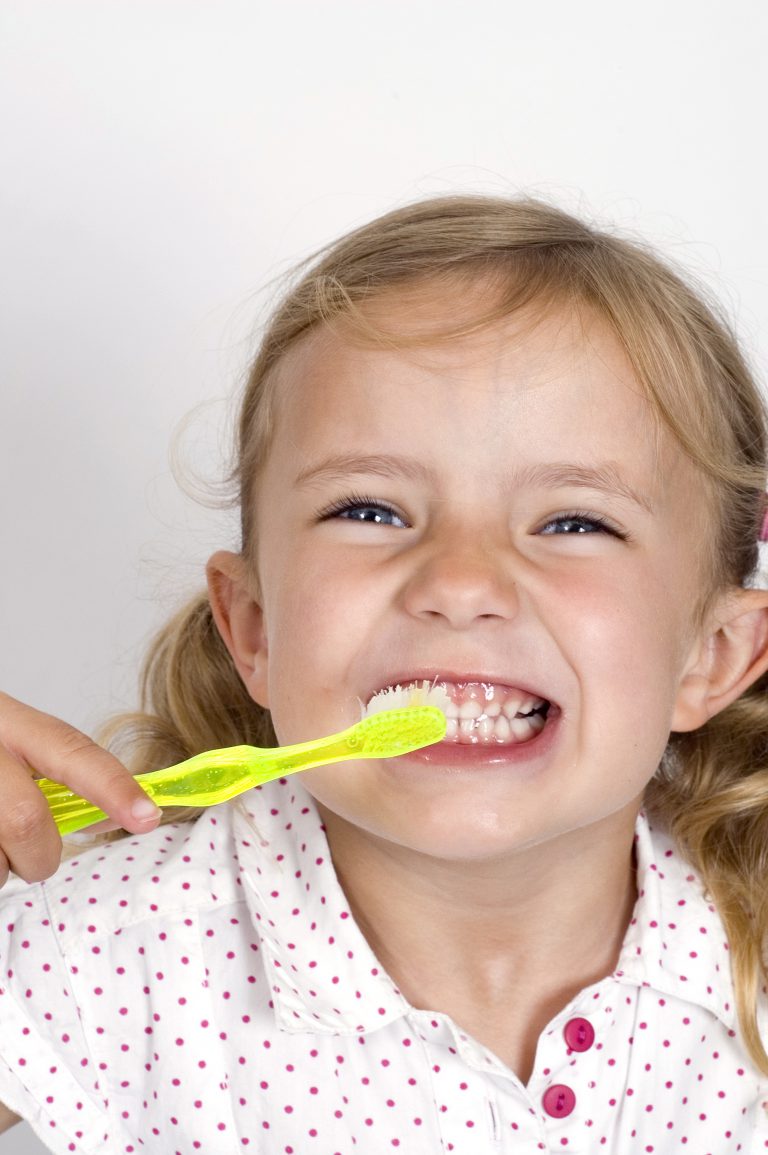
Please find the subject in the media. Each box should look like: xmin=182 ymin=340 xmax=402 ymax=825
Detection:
xmin=35 ymin=700 xmax=447 ymax=836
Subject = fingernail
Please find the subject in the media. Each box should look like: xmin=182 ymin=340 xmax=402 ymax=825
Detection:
xmin=131 ymin=797 xmax=160 ymax=822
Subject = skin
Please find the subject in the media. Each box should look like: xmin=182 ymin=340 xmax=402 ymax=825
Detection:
xmin=0 ymin=692 xmax=160 ymax=887
xmin=0 ymin=1103 xmax=19 ymax=1135
xmin=209 ymin=292 xmax=768 ymax=1079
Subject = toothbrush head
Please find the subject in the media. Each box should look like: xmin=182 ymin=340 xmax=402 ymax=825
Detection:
xmin=352 ymin=681 xmax=450 ymax=757
xmin=354 ymin=705 xmax=447 ymax=757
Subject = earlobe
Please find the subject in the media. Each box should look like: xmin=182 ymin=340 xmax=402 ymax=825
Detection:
xmin=206 ymin=550 xmax=270 ymax=708
xmin=672 ymin=588 xmax=768 ymax=732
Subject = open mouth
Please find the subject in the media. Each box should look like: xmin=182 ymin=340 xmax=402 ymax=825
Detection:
xmin=367 ymin=680 xmax=552 ymax=747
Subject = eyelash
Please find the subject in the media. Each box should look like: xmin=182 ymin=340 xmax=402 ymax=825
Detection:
xmin=539 ymin=510 xmax=628 ymax=539
xmin=316 ymin=493 xmax=410 ymax=526
xmin=316 ymin=496 xmax=628 ymax=540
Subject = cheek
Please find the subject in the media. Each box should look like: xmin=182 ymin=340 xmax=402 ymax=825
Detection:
xmin=549 ymin=566 xmax=693 ymax=707
xmin=265 ymin=546 xmax=389 ymax=656
xmin=257 ymin=561 xmax=382 ymax=742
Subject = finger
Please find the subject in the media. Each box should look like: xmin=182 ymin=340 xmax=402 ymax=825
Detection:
xmin=0 ymin=848 xmax=9 ymax=890
xmin=0 ymin=692 xmax=161 ymax=835
xmin=0 ymin=744 xmax=63 ymax=883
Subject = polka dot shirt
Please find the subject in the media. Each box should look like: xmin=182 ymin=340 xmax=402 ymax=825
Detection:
xmin=0 ymin=780 xmax=766 ymax=1154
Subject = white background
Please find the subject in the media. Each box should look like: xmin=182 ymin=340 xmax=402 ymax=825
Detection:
xmin=1 ymin=2 xmax=767 ymax=1151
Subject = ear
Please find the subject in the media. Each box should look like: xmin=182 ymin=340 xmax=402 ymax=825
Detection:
xmin=206 ymin=550 xmax=270 ymax=708
xmin=672 ymin=588 xmax=768 ymax=732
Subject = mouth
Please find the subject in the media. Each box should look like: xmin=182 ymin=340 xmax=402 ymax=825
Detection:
xmin=366 ymin=679 xmax=554 ymax=748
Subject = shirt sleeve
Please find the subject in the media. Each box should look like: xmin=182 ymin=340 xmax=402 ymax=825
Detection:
xmin=0 ymin=875 xmax=109 ymax=1155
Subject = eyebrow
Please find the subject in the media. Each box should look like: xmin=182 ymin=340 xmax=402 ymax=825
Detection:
xmin=294 ymin=453 xmax=654 ymax=513
xmin=512 ymin=462 xmax=656 ymax=514
xmin=294 ymin=453 xmax=432 ymax=487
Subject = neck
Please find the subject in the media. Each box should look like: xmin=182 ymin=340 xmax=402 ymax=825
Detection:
xmin=319 ymin=803 xmax=639 ymax=1081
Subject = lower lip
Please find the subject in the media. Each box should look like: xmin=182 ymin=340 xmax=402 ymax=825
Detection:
xmin=391 ymin=708 xmax=561 ymax=772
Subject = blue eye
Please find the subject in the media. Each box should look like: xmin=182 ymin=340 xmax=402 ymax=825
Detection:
xmin=540 ymin=512 xmax=621 ymax=536
xmin=319 ymin=496 xmax=409 ymax=528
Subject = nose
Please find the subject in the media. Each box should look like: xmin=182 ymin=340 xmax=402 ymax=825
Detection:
xmin=401 ymin=538 xmax=519 ymax=630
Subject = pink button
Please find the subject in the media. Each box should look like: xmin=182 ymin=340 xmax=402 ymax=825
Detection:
xmin=563 ymin=1016 xmax=595 ymax=1052
xmin=542 ymin=1084 xmax=576 ymax=1118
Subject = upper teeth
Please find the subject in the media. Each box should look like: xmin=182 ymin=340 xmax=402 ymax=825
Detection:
xmin=453 ymin=693 xmax=545 ymax=720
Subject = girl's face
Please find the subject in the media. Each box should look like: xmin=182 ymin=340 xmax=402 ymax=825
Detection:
xmin=238 ymin=295 xmax=714 ymax=862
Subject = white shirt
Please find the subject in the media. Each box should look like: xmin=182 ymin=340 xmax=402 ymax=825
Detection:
xmin=0 ymin=777 xmax=766 ymax=1154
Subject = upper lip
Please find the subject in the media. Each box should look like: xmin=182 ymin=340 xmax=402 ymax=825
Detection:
xmin=364 ymin=669 xmax=555 ymax=707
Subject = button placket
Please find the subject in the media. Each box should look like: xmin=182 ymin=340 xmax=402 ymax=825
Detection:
xmin=539 ymin=1015 xmax=596 ymax=1123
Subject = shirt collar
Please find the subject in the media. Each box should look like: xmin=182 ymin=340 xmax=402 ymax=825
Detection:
xmin=233 ymin=779 xmax=410 ymax=1035
xmin=233 ymin=785 xmax=737 ymax=1035
xmin=614 ymin=812 xmax=737 ymax=1030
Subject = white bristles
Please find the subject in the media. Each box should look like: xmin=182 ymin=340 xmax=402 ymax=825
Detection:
xmin=362 ymin=680 xmax=451 ymax=719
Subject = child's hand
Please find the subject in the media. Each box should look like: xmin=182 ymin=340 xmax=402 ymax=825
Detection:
xmin=0 ymin=692 xmax=161 ymax=887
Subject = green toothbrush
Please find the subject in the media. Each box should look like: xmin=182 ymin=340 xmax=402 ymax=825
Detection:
xmin=36 ymin=704 xmax=447 ymax=836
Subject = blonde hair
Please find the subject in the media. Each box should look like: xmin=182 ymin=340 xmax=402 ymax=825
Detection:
xmin=106 ymin=195 xmax=768 ymax=1070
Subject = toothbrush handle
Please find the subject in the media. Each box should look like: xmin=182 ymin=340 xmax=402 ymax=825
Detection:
xmin=36 ymin=728 xmax=368 ymax=836
xmin=35 ymin=781 xmax=112 ymax=835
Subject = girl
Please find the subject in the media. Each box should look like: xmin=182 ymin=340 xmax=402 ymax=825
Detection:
xmin=1 ymin=195 xmax=768 ymax=1154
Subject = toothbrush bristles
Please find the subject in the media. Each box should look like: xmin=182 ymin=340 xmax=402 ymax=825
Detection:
xmin=363 ymin=680 xmax=451 ymax=718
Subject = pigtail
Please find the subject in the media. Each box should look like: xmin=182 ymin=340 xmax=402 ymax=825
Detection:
xmin=646 ymin=673 xmax=768 ymax=1073
xmin=98 ymin=591 xmax=275 ymax=823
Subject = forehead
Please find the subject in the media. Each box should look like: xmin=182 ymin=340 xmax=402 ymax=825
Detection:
xmin=268 ymin=294 xmax=670 ymax=476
